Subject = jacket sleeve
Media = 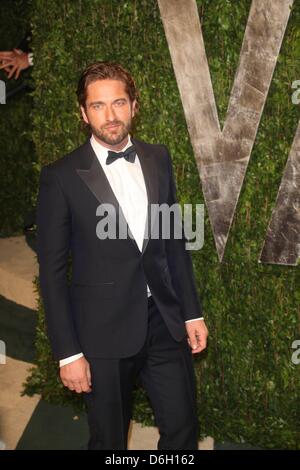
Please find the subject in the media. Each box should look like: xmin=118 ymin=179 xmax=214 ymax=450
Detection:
xmin=164 ymin=146 xmax=204 ymax=321
xmin=17 ymin=31 xmax=32 ymax=53
xmin=36 ymin=165 xmax=81 ymax=360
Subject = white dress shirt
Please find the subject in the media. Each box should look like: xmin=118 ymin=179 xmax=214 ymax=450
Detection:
xmin=59 ymin=134 xmax=203 ymax=367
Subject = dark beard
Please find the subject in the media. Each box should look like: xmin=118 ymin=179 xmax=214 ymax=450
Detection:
xmin=90 ymin=120 xmax=132 ymax=146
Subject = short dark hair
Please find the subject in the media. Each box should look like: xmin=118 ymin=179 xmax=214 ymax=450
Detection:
xmin=76 ymin=61 xmax=139 ymax=111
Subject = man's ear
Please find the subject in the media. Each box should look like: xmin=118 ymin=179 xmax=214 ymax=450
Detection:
xmin=80 ymin=105 xmax=89 ymax=124
xmin=131 ymin=99 xmax=137 ymax=118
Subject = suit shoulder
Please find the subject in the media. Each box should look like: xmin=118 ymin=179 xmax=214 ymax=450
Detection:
xmin=133 ymin=137 xmax=169 ymax=155
xmin=41 ymin=140 xmax=87 ymax=174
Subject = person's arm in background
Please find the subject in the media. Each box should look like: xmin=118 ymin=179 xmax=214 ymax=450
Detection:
xmin=0 ymin=31 xmax=33 ymax=79
xmin=0 ymin=49 xmax=31 ymax=79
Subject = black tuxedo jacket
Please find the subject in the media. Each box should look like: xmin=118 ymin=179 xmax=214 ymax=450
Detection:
xmin=36 ymin=137 xmax=203 ymax=361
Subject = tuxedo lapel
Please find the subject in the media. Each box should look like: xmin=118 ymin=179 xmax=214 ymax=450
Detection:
xmin=76 ymin=139 xmax=118 ymax=209
xmin=76 ymin=138 xmax=159 ymax=254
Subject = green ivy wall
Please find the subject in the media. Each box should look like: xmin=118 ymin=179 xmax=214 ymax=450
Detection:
xmin=24 ymin=0 xmax=300 ymax=449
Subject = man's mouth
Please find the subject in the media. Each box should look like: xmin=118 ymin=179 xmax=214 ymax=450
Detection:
xmin=105 ymin=123 xmax=121 ymax=130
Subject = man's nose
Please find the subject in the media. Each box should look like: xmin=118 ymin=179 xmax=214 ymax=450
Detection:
xmin=105 ymin=105 xmax=116 ymax=121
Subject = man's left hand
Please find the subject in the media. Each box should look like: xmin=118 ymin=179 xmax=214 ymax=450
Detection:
xmin=185 ymin=320 xmax=208 ymax=354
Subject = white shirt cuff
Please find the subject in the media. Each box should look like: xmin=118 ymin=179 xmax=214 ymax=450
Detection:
xmin=59 ymin=352 xmax=84 ymax=367
xmin=185 ymin=317 xmax=204 ymax=323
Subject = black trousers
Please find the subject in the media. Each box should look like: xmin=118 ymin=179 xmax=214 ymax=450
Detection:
xmin=83 ymin=295 xmax=199 ymax=450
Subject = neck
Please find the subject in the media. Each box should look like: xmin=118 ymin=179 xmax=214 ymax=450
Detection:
xmin=92 ymin=134 xmax=130 ymax=151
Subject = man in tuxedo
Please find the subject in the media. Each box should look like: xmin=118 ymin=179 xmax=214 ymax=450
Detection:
xmin=37 ymin=61 xmax=208 ymax=450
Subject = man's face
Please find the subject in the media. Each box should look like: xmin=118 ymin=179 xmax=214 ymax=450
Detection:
xmin=80 ymin=79 xmax=136 ymax=149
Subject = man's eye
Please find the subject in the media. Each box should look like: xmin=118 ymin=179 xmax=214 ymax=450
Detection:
xmin=93 ymin=104 xmax=102 ymax=109
xmin=115 ymin=100 xmax=125 ymax=106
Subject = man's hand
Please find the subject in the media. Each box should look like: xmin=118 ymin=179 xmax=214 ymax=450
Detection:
xmin=60 ymin=356 xmax=92 ymax=393
xmin=185 ymin=320 xmax=208 ymax=354
xmin=0 ymin=49 xmax=30 ymax=79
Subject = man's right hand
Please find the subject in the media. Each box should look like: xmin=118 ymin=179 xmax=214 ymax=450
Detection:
xmin=60 ymin=356 xmax=92 ymax=393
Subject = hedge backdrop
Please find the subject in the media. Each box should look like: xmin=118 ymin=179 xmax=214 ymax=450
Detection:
xmin=22 ymin=0 xmax=300 ymax=449
xmin=0 ymin=0 xmax=37 ymax=236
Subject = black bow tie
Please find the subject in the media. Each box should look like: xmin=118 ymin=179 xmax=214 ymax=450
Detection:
xmin=106 ymin=145 xmax=136 ymax=165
